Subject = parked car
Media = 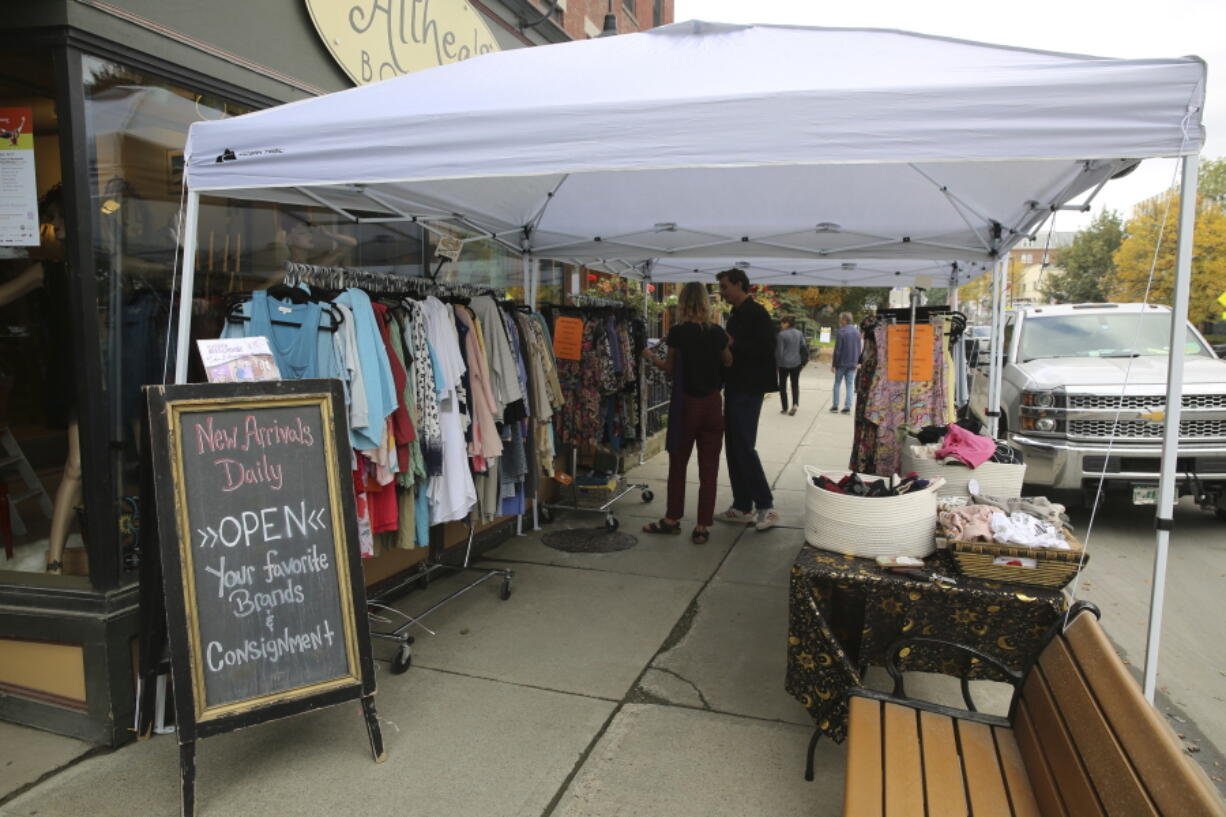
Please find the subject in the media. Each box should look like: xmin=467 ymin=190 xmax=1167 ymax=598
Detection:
xmin=968 ymin=303 xmax=1226 ymax=517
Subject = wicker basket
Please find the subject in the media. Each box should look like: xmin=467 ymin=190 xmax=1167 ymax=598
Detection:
xmin=948 ymin=533 xmax=1088 ymax=588
xmin=902 ymin=445 xmax=1026 ymax=499
xmin=803 ymin=466 xmax=943 ymax=559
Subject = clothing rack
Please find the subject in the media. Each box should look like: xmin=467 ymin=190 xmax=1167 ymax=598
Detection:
xmin=538 ymin=300 xmax=651 ymax=529
xmin=277 ymin=261 xmax=516 ymax=675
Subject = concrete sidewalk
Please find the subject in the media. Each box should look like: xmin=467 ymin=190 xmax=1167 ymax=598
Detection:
xmin=4 ymin=364 xmax=1223 ymax=815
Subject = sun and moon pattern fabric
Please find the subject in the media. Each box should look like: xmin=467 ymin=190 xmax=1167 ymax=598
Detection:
xmin=785 ymin=547 xmax=1066 ymax=743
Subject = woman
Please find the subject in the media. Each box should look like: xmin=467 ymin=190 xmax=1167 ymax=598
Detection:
xmin=775 ymin=315 xmax=805 ymax=415
xmin=641 ymin=282 xmax=732 ymax=544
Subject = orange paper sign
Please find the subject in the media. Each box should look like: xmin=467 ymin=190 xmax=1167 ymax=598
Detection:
xmin=553 ymin=316 xmax=584 ymax=361
xmin=886 ymin=323 xmax=934 ymax=382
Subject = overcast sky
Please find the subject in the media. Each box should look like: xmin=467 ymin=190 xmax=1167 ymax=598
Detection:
xmin=672 ymin=0 xmax=1223 ymax=233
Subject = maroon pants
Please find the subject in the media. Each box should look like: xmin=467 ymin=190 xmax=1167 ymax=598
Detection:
xmin=667 ymin=391 xmax=725 ymax=527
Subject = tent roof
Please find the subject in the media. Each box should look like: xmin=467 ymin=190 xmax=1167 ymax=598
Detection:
xmin=183 ymin=20 xmax=1207 ymax=267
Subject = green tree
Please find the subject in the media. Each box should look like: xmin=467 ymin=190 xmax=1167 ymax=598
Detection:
xmin=1111 ymin=193 xmax=1226 ymax=325
xmin=1200 ymin=157 xmax=1226 ymax=209
xmin=1040 ymin=209 xmax=1124 ymax=303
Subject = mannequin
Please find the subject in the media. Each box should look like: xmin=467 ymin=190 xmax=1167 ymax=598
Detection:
xmin=0 ymin=185 xmax=80 ymax=575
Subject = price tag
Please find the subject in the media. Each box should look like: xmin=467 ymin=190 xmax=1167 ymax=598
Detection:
xmin=886 ymin=323 xmax=934 ymax=382
xmin=553 ymin=316 xmax=584 ymax=361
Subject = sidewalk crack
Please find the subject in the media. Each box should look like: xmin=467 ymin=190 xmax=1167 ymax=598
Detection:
xmin=651 ymin=665 xmax=712 ymax=710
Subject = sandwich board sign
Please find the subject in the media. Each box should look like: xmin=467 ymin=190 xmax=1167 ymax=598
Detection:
xmin=146 ymin=379 xmax=384 ymax=817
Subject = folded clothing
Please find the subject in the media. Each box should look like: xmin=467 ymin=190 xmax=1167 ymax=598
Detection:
xmin=972 ymin=493 xmax=1069 ymax=529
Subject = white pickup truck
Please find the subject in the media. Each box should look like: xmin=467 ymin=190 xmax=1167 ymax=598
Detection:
xmin=968 ymin=303 xmax=1226 ymax=517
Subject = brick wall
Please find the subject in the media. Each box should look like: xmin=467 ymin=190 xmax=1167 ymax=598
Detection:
xmin=533 ymin=0 xmax=673 ymax=40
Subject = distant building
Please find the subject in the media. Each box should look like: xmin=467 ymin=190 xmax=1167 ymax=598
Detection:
xmin=1007 ymin=231 xmax=1076 ymax=305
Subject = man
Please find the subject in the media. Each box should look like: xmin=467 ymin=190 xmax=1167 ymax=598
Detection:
xmin=775 ymin=316 xmax=806 ymax=416
xmin=714 ymin=268 xmax=779 ymax=531
xmin=831 ymin=312 xmax=861 ymax=414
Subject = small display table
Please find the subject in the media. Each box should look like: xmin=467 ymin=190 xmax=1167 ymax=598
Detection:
xmin=785 ymin=546 xmax=1066 ymax=746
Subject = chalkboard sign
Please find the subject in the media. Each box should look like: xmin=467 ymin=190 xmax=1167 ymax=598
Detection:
xmin=147 ymin=380 xmax=383 ymax=817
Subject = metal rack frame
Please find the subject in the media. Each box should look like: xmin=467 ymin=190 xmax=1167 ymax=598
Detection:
xmin=366 ymin=517 xmax=513 ymax=674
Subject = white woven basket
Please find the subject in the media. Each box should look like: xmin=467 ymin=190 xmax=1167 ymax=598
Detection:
xmin=803 ymin=466 xmax=942 ymax=559
xmin=901 ymin=445 xmax=1026 ymax=499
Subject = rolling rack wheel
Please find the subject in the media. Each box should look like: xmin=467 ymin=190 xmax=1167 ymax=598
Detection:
xmin=605 ymin=515 xmax=620 ymax=531
xmin=391 ymin=642 xmax=413 ymax=674
xmin=641 ymin=489 xmax=654 ymax=503
xmin=500 ymin=576 xmax=513 ymax=601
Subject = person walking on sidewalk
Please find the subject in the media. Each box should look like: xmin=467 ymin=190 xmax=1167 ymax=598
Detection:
xmin=714 ymin=267 xmax=780 ymax=532
xmin=640 ymin=282 xmax=732 ymax=544
xmin=831 ymin=312 xmax=861 ymax=414
xmin=775 ymin=316 xmax=805 ymax=416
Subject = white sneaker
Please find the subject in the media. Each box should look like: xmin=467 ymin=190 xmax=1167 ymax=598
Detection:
xmin=755 ymin=509 xmax=780 ymax=531
xmin=715 ymin=507 xmax=756 ymax=524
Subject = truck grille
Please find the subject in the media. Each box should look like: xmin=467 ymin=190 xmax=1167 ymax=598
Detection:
xmin=1068 ymin=394 xmax=1226 ymax=410
xmin=1069 ymin=419 xmax=1226 ymax=439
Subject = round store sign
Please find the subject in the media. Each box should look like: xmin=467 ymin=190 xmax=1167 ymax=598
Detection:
xmin=307 ymin=0 xmax=502 ymax=85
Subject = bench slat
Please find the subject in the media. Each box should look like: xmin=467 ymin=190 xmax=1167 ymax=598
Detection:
xmin=1040 ymin=637 xmax=1159 ymax=817
xmin=883 ymin=702 xmax=925 ymax=817
xmin=843 ymin=696 xmax=884 ymax=817
xmin=994 ymin=724 xmax=1042 ymax=817
xmin=1021 ymin=669 xmax=1106 ymax=817
xmin=1014 ymin=700 xmax=1070 ymax=817
xmin=919 ymin=710 xmax=968 ymax=817
xmin=1063 ymin=614 xmax=1226 ymax=817
xmin=959 ymin=720 xmax=1012 ymax=816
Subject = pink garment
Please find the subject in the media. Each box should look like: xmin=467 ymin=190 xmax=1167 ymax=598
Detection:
xmin=935 ymin=423 xmax=996 ymax=468
xmin=938 ymin=505 xmax=997 ymax=542
xmin=454 ymin=306 xmax=502 ymax=462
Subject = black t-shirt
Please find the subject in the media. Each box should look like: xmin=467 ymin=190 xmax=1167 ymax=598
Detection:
xmin=667 ymin=321 xmax=728 ymax=397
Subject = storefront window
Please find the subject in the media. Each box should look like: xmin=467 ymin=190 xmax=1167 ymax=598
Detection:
xmin=0 ymin=50 xmax=75 ymax=582
xmin=80 ymin=56 xmax=429 ymax=582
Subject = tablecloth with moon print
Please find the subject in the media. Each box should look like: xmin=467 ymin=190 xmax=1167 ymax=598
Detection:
xmin=785 ymin=547 xmax=1067 ymax=743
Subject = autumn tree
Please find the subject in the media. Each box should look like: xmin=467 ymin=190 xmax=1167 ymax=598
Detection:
xmin=1040 ymin=209 xmax=1123 ymax=304
xmin=1111 ymin=192 xmax=1226 ymax=325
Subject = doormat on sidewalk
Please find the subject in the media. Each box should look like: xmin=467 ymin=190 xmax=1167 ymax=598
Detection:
xmin=542 ymin=530 xmax=638 ymax=553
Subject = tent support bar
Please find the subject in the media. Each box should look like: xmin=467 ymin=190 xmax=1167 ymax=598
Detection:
xmin=1144 ymin=152 xmax=1199 ymax=703
xmin=527 ymin=174 xmax=570 ymax=233
xmin=294 ymin=187 xmax=359 ymax=222
xmin=359 ymin=187 xmax=413 ymax=219
xmin=174 ymin=191 xmax=201 ymax=384
xmin=908 ymin=164 xmax=994 ymax=252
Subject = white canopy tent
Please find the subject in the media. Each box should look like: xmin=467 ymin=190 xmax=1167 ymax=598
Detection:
xmin=178 ymin=20 xmax=1206 ymax=700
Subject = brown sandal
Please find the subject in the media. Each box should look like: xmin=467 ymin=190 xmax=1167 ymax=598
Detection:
xmin=691 ymin=528 xmax=710 ymax=545
xmin=643 ymin=519 xmax=681 ymax=535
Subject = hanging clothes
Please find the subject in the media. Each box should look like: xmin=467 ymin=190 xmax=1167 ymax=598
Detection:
xmin=851 ymin=316 xmax=950 ymax=477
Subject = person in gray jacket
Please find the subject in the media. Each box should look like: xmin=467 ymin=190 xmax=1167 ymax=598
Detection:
xmin=831 ymin=312 xmax=862 ymax=414
xmin=775 ymin=316 xmax=806 ymax=415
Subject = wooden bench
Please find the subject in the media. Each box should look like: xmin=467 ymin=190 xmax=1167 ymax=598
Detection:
xmin=842 ymin=603 xmax=1226 ymax=817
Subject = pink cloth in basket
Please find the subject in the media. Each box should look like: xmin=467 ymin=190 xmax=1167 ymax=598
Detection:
xmin=935 ymin=423 xmax=996 ymax=468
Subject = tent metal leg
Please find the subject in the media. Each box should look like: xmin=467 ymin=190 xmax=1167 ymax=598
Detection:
xmin=987 ymin=259 xmax=1006 ymax=438
xmin=174 ymin=191 xmax=200 ymax=385
xmin=1144 ymin=153 xmax=1199 ymax=702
